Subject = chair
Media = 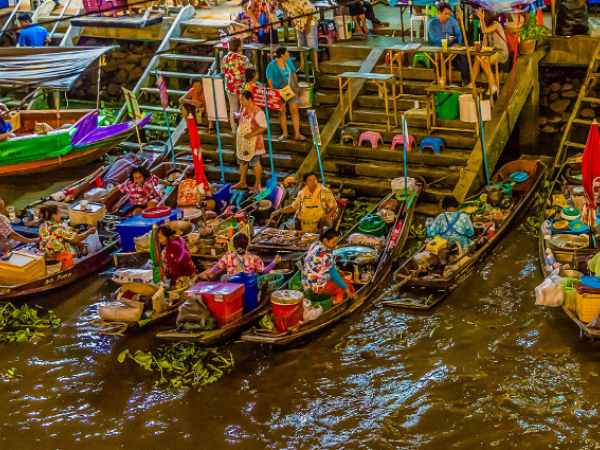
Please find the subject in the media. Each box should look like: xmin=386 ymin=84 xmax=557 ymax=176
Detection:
xmin=410 ymin=14 xmax=429 ymax=42
xmin=391 ymin=134 xmax=415 ymax=150
xmin=359 ymin=131 xmax=383 ymax=148
xmin=412 ymin=53 xmax=431 ymax=69
xmin=340 ymin=128 xmax=360 ymax=146
xmin=419 ymin=137 xmax=445 ymax=154
xmin=317 ymin=20 xmax=338 ymax=45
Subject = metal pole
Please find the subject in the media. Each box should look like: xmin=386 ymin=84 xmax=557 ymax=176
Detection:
xmin=263 ymin=88 xmax=275 ymax=176
xmin=314 ymin=136 xmax=326 ymax=186
xmin=210 ymin=76 xmax=225 ymax=185
xmin=478 ymin=97 xmax=490 ymax=186
xmin=402 ymin=115 xmax=408 ymax=205
xmin=163 ymin=109 xmax=175 ymax=163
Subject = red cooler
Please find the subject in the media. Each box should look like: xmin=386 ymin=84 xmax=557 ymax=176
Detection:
xmin=186 ymin=283 xmax=244 ymax=328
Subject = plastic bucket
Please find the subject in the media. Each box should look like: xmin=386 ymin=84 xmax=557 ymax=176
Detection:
xmin=305 ymin=292 xmax=333 ymax=312
xmin=272 ymin=301 xmax=303 ymax=332
xmin=436 ymin=92 xmax=460 ymax=120
xmin=229 ymin=272 xmax=259 ymax=311
xmin=459 ymin=94 xmax=491 ymax=123
xmin=298 ymin=82 xmax=314 ymax=108
xmin=334 ymin=16 xmax=352 ymax=39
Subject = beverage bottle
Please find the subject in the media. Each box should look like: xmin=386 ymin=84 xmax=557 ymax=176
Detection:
xmin=220 ymin=30 xmax=229 ymax=46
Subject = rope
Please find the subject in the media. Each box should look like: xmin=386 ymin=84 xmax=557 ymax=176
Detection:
xmin=427 ymin=167 xmax=464 ymax=187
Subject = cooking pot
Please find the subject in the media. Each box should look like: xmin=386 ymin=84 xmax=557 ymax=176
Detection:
xmin=486 ymin=184 xmax=505 ymax=207
xmin=167 ymin=220 xmax=195 ymax=238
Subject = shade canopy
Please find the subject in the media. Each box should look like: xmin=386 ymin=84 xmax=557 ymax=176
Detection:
xmin=390 ymin=0 xmax=545 ymax=13
xmin=0 ymin=46 xmax=117 ymax=90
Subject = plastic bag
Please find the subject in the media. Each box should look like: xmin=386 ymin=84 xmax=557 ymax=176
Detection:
xmin=134 ymin=231 xmax=152 ymax=252
xmin=176 ymin=294 xmax=211 ymax=329
xmin=111 ymin=269 xmax=154 ymax=285
xmin=99 ymin=299 xmax=144 ymax=322
xmin=302 ymin=298 xmax=322 ymax=322
xmin=556 ymin=0 xmax=589 ymax=36
xmin=535 ymin=270 xmax=564 ymax=307
xmin=590 ymin=17 xmax=600 ymax=37
xmin=83 ymin=231 xmax=102 ymax=254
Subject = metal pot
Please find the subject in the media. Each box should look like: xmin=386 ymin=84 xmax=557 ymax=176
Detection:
xmin=486 ymin=185 xmax=505 ymax=207
xmin=167 ymin=220 xmax=195 ymax=238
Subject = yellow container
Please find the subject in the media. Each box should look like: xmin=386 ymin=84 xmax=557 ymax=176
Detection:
xmin=575 ymin=291 xmax=600 ymax=323
xmin=69 ymin=200 xmax=106 ymax=227
xmin=0 ymin=251 xmax=46 ymax=286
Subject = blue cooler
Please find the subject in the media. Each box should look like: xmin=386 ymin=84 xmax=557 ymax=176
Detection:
xmin=228 ymin=272 xmax=259 ymax=311
xmin=116 ymin=209 xmax=183 ymax=252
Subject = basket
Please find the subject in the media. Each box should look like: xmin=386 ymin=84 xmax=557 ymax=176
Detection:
xmin=304 ymin=292 xmax=333 ymax=312
xmin=562 ymin=277 xmax=580 ymax=310
xmin=258 ymin=273 xmax=284 ymax=293
xmin=575 ymin=291 xmax=600 ymax=323
xmin=69 ymin=201 xmax=106 ymax=227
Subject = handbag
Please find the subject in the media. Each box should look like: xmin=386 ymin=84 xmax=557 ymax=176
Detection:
xmin=278 ymin=64 xmax=296 ymax=102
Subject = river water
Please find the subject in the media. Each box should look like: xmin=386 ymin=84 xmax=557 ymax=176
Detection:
xmin=2 ymin=167 xmax=600 ymax=450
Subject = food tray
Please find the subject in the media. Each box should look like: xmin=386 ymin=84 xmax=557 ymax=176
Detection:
xmin=250 ymin=228 xmax=312 ymax=251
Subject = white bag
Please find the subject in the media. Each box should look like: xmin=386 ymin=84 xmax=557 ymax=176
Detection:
xmin=111 ymin=269 xmax=154 ymax=285
xmin=591 ymin=18 xmax=600 ymax=37
xmin=535 ymin=272 xmax=564 ymax=307
xmin=134 ymin=231 xmax=152 ymax=252
xmin=99 ymin=299 xmax=144 ymax=322
xmin=302 ymin=298 xmax=322 ymax=322
xmin=391 ymin=177 xmax=415 ymax=194
xmin=83 ymin=231 xmax=102 ymax=254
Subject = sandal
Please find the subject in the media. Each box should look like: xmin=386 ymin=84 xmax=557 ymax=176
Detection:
xmin=294 ymin=135 xmax=307 ymax=141
xmin=278 ymin=135 xmax=288 ymax=142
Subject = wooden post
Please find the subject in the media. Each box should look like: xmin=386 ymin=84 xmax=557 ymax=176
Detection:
xmin=519 ymin=65 xmax=540 ymax=155
xmin=551 ymin=0 xmax=556 ymax=37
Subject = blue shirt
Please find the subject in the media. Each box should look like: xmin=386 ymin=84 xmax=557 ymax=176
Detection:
xmin=18 ymin=24 xmax=49 ymax=47
xmin=428 ymin=17 xmax=462 ymax=47
xmin=428 ymin=211 xmax=474 ymax=253
xmin=265 ymin=59 xmax=295 ymax=90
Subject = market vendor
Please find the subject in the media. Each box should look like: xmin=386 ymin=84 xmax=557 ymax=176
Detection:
xmin=426 ymin=195 xmax=474 ymax=254
xmin=270 ymin=172 xmax=337 ymax=233
xmin=302 ymin=228 xmax=356 ymax=303
xmin=39 ymin=205 xmax=97 ymax=270
xmin=201 ymin=233 xmax=280 ymax=281
xmin=157 ymin=225 xmax=196 ymax=289
xmin=114 ymin=166 xmax=176 ymax=216
xmin=0 ymin=197 xmax=36 ymax=253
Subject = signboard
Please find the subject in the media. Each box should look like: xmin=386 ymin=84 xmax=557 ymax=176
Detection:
xmin=307 ymin=109 xmax=321 ymax=146
xmin=252 ymin=86 xmax=282 ymax=110
xmin=156 ymin=72 xmax=169 ymax=110
xmin=203 ymin=77 xmax=228 ymax=122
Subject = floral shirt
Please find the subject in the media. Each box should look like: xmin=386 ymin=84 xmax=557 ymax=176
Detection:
xmin=222 ymin=52 xmax=251 ymax=95
xmin=428 ymin=211 xmax=474 ymax=253
xmin=118 ymin=174 xmax=161 ymax=207
xmin=218 ymin=251 xmax=265 ymax=278
xmin=39 ymin=220 xmax=75 ymax=255
xmin=280 ymin=0 xmax=317 ymax=32
xmin=301 ymin=241 xmax=335 ymax=293
xmin=247 ymin=0 xmax=277 ymax=20
xmin=0 ymin=214 xmax=13 ymax=253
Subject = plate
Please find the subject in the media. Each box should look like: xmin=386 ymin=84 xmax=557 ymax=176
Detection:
xmin=553 ymin=220 xmax=570 ymax=230
xmin=549 ymin=234 xmax=589 ymax=250
xmin=573 ymin=186 xmax=584 ymax=194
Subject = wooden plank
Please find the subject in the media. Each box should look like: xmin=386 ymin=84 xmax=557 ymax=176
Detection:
xmin=339 ymin=72 xmax=395 ymax=81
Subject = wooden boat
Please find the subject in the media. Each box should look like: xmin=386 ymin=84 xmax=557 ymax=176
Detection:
xmin=538 ymin=158 xmax=600 ymax=339
xmin=0 ymin=229 xmax=120 ymax=301
xmin=0 ymin=109 xmax=150 ymax=178
xmin=379 ymin=159 xmax=548 ymax=310
xmin=240 ymin=186 xmax=421 ymax=346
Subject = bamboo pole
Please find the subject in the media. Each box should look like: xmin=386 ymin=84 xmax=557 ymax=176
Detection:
xmin=551 ymin=0 xmax=556 ymax=37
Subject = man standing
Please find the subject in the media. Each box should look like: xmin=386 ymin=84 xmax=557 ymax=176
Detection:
xmin=428 ymin=4 xmax=470 ymax=86
xmin=17 ymin=13 xmax=50 ymax=47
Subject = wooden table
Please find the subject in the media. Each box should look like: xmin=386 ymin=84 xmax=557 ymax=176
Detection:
xmin=442 ymin=46 xmax=499 ymax=104
xmin=424 ymin=84 xmax=484 ymax=134
xmin=338 ymin=72 xmax=398 ymax=131
xmin=388 ymin=44 xmax=442 ymax=94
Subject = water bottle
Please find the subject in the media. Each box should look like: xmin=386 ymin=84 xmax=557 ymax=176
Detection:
xmin=220 ymin=30 xmax=229 ymax=46
xmin=545 ymin=249 xmax=556 ymax=267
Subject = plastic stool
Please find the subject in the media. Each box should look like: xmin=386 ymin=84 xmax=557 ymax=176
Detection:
xmin=412 ymin=53 xmax=431 ymax=69
xmin=410 ymin=14 xmax=429 ymax=42
xmin=419 ymin=137 xmax=445 ymax=154
xmin=359 ymin=131 xmax=383 ymax=148
xmin=340 ymin=128 xmax=360 ymax=146
xmin=391 ymin=134 xmax=415 ymax=150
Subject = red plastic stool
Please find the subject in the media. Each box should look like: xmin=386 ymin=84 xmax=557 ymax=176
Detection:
xmin=359 ymin=131 xmax=383 ymax=148
xmin=391 ymin=134 xmax=415 ymax=150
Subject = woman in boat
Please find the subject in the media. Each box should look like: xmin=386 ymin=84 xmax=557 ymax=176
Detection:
xmin=270 ymin=172 xmax=337 ymax=233
xmin=157 ymin=225 xmax=196 ymax=289
xmin=117 ymin=166 xmax=175 ymax=216
xmin=39 ymin=205 xmax=97 ymax=270
xmin=0 ymin=196 xmax=36 ymax=253
xmin=201 ymin=233 xmax=281 ymax=281
xmin=302 ymin=228 xmax=356 ymax=303
xmin=426 ymin=195 xmax=474 ymax=254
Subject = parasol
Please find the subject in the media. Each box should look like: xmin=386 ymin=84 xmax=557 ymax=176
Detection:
xmin=581 ymin=120 xmax=600 ymax=235
xmin=187 ymin=114 xmax=209 ymax=189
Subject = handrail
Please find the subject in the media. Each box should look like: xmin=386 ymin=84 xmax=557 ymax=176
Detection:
xmin=0 ymin=0 xmax=24 ymax=42
xmin=49 ymin=0 xmax=73 ymax=39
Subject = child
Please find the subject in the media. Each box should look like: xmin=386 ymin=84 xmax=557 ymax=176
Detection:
xmin=157 ymin=225 xmax=196 ymax=288
xmin=241 ymin=67 xmax=260 ymax=93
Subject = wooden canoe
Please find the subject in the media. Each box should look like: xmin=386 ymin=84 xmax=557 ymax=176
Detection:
xmin=240 ymin=186 xmax=420 ymax=346
xmin=381 ymin=159 xmax=548 ymax=310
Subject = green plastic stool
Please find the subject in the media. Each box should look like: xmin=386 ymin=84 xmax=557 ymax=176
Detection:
xmin=412 ymin=52 xmax=431 ymax=69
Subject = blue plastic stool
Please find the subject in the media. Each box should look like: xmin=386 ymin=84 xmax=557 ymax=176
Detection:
xmin=412 ymin=53 xmax=431 ymax=69
xmin=419 ymin=137 xmax=445 ymax=154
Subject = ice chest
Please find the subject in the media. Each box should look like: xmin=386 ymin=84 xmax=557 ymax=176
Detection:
xmin=69 ymin=201 xmax=106 ymax=227
xmin=0 ymin=251 xmax=46 ymax=286
xmin=116 ymin=209 xmax=183 ymax=252
xmin=186 ymin=282 xmax=244 ymax=328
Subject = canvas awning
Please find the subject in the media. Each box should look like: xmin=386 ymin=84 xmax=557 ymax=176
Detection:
xmin=0 ymin=46 xmax=117 ymax=90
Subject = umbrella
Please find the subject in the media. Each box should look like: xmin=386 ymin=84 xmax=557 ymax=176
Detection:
xmin=187 ymin=114 xmax=209 ymax=190
xmin=581 ymin=120 xmax=600 ymax=233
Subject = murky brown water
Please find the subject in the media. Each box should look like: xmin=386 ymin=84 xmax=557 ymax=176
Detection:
xmin=2 ymin=168 xmax=600 ymax=449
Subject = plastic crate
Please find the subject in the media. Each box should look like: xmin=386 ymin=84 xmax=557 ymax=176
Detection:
xmin=575 ymin=291 xmax=600 ymax=323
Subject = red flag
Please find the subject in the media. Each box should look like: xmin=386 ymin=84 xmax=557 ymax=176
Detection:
xmin=187 ymin=115 xmax=209 ymax=189
xmin=582 ymin=120 xmax=600 ymax=226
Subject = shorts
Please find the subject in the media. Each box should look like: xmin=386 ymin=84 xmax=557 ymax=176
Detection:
xmin=297 ymin=24 xmax=318 ymax=50
xmin=344 ymin=0 xmax=365 ymax=17
xmin=238 ymin=154 xmax=262 ymax=166
xmin=257 ymin=27 xmax=279 ymax=45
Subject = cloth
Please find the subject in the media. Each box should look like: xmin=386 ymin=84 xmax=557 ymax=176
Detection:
xmin=217 ymin=251 xmax=266 ymax=279
xmin=588 ymin=253 xmax=600 ymax=277
xmin=39 ymin=220 xmax=76 ymax=256
xmin=428 ymin=16 xmax=463 ymax=46
xmin=328 ymin=266 xmax=347 ymax=290
xmin=162 ymin=237 xmax=196 ymax=288
xmin=177 ymin=179 xmax=200 ymax=206
xmin=293 ymin=184 xmax=337 ymax=231
xmin=0 ymin=118 xmax=12 ymax=134
xmin=0 ymin=214 xmax=13 ymax=253
xmin=297 ymin=23 xmax=318 ymax=49
xmin=222 ymin=52 xmax=251 ymax=95
xmin=17 ymin=24 xmax=49 ymax=47
xmin=257 ymin=27 xmax=279 ymax=44
xmin=239 ymin=105 xmax=267 ymax=154
xmin=428 ymin=211 xmax=474 ymax=253
xmin=486 ymin=26 xmax=509 ymax=64
xmin=238 ymin=154 xmax=262 ymax=166
xmin=363 ymin=1 xmax=377 ymax=23
xmin=52 ymin=251 xmax=74 ymax=271
xmin=452 ymin=54 xmax=470 ymax=82
xmin=266 ymin=59 xmax=296 ymax=90
xmin=324 ymin=277 xmax=355 ymax=300
xmin=280 ymin=0 xmax=317 ymax=32
xmin=302 ymin=240 xmax=335 ymax=292
xmin=118 ymin=173 xmax=161 ymax=207
xmin=227 ymin=90 xmax=241 ymax=135
xmin=294 ymin=217 xmax=333 ymax=233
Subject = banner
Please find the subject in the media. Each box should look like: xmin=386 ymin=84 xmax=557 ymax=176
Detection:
xmin=252 ymin=86 xmax=282 ymax=110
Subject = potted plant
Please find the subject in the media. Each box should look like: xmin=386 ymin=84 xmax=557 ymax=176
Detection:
xmin=518 ymin=12 xmax=548 ymax=55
